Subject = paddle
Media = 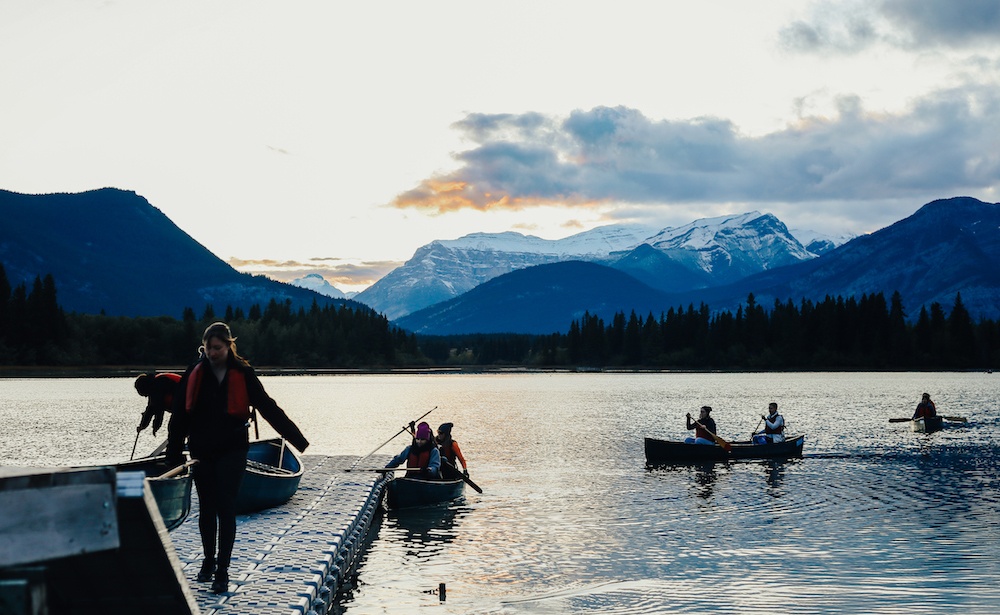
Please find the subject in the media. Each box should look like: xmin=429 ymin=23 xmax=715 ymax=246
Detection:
xmin=348 ymin=406 xmax=437 ymax=470
xmin=750 ymin=417 xmax=764 ymax=440
xmin=441 ymin=458 xmax=483 ymax=494
xmin=943 ymin=415 xmax=968 ymax=423
xmin=345 ymin=467 xmax=418 ymax=472
xmin=693 ymin=419 xmax=732 ymax=452
xmin=888 ymin=417 xmax=913 ymax=423
xmin=159 ymin=458 xmax=199 ymax=479
xmin=130 ymin=429 xmax=141 ymax=460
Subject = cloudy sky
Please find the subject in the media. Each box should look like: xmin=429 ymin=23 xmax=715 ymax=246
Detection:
xmin=3 ymin=1 xmax=999 ymax=292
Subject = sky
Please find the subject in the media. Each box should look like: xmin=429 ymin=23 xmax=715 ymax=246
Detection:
xmin=2 ymin=1 xmax=999 ymax=293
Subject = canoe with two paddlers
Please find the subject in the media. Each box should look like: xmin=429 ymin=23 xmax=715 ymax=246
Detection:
xmin=385 ymin=475 xmax=466 ymax=510
xmin=644 ymin=434 xmax=806 ymax=465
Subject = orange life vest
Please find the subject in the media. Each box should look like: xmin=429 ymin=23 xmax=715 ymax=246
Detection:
xmin=185 ymin=361 xmax=251 ymax=420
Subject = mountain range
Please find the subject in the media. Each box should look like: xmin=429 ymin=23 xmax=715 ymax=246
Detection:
xmin=397 ymin=196 xmax=1000 ymax=334
xmin=356 ymin=211 xmax=839 ymax=320
xmin=3 ymin=188 xmax=996 ymax=337
xmin=0 ymin=188 xmax=354 ymax=318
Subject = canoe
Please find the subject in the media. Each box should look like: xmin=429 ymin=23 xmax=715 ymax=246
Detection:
xmin=644 ymin=435 xmax=806 ymax=465
xmin=911 ymin=415 xmax=944 ymax=433
xmin=385 ymin=476 xmax=465 ymax=510
xmin=114 ymin=456 xmax=193 ymax=531
xmin=235 ymin=438 xmax=304 ymax=514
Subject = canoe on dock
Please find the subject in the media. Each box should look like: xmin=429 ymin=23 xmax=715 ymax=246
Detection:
xmin=236 ymin=438 xmax=304 ymax=514
xmin=385 ymin=476 xmax=465 ymax=509
xmin=644 ymin=435 xmax=806 ymax=465
xmin=115 ymin=456 xmax=194 ymax=531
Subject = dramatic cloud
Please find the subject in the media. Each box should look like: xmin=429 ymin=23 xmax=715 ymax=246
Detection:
xmin=781 ymin=0 xmax=1000 ymax=53
xmin=391 ymin=88 xmax=1000 ymax=221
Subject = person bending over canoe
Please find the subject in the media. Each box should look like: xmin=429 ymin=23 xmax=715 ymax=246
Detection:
xmin=912 ymin=393 xmax=937 ymax=420
xmin=753 ymin=402 xmax=785 ymax=444
xmin=386 ymin=421 xmax=441 ymax=479
xmin=685 ymin=406 xmax=718 ymax=445
xmin=134 ymin=371 xmax=182 ymax=436
xmin=436 ymin=422 xmax=469 ymax=478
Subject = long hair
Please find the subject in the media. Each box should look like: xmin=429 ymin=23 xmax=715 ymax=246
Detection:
xmin=200 ymin=321 xmax=250 ymax=367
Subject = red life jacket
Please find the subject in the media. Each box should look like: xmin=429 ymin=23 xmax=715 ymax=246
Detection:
xmin=406 ymin=447 xmax=432 ymax=477
xmin=157 ymin=372 xmax=181 ymax=410
xmin=185 ymin=362 xmax=251 ymax=420
xmin=915 ymin=401 xmax=936 ymax=419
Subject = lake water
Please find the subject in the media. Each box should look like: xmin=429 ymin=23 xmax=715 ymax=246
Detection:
xmin=2 ymin=372 xmax=998 ymax=614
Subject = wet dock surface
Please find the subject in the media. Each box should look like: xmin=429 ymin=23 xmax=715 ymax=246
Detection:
xmin=169 ymin=455 xmax=389 ymax=615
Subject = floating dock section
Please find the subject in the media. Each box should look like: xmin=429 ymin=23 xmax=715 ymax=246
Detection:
xmin=0 ymin=455 xmax=390 ymax=615
xmin=174 ymin=455 xmax=390 ymax=615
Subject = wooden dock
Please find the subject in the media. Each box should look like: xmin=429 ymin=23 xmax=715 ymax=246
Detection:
xmin=0 ymin=455 xmax=390 ymax=615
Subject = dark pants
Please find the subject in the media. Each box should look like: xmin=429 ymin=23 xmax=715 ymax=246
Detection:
xmin=193 ymin=448 xmax=246 ymax=570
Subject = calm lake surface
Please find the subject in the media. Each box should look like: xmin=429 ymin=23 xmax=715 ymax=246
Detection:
xmin=2 ymin=372 xmax=998 ymax=614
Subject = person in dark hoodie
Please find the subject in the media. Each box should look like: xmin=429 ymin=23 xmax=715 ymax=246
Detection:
xmin=133 ymin=371 xmax=182 ymax=436
xmin=166 ymin=322 xmax=309 ymax=594
xmin=385 ymin=421 xmax=441 ymax=479
xmin=436 ymin=422 xmax=469 ymax=478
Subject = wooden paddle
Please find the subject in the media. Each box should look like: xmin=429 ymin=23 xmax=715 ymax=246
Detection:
xmin=942 ymin=415 xmax=968 ymax=423
xmin=888 ymin=417 xmax=913 ymax=423
xmin=442 ymin=458 xmax=483 ymax=494
xmin=159 ymin=459 xmax=199 ymax=479
xmin=693 ymin=419 xmax=732 ymax=452
xmin=348 ymin=406 xmax=438 ymax=470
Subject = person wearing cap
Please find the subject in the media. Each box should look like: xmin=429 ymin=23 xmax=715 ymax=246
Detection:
xmin=134 ymin=371 xmax=182 ymax=436
xmin=912 ymin=393 xmax=937 ymax=419
xmin=684 ymin=406 xmax=718 ymax=445
xmin=436 ymin=422 xmax=469 ymax=478
xmin=386 ymin=421 xmax=441 ymax=479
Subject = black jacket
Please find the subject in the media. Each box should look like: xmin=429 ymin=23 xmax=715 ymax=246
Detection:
xmin=166 ymin=357 xmax=309 ymax=462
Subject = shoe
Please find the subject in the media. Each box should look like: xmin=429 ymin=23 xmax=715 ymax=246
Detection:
xmin=196 ymin=559 xmax=215 ymax=583
xmin=211 ymin=569 xmax=229 ymax=594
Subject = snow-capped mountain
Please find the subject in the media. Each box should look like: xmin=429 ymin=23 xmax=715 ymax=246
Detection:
xmin=356 ymin=212 xmax=834 ymax=320
xmin=790 ymin=229 xmax=858 ymax=256
xmin=290 ymin=273 xmax=350 ymax=299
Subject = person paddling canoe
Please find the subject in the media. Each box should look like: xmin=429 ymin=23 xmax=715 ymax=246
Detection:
xmin=912 ymin=393 xmax=937 ymax=419
xmin=436 ymin=422 xmax=469 ymax=478
xmin=386 ymin=421 xmax=441 ymax=479
xmin=685 ymin=406 xmax=718 ymax=445
xmin=753 ymin=402 xmax=786 ymax=444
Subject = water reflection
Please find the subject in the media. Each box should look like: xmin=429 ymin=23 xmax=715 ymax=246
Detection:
xmin=385 ymin=502 xmax=469 ymax=556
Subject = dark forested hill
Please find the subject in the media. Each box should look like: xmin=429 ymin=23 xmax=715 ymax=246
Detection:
xmin=0 ymin=188 xmax=349 ymax=317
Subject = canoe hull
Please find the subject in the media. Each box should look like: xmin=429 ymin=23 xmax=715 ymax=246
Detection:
xmin=385 ymin=477 xmax=465 ymax=510
xmin=115 ymin=456 xmax=193 ymax=532
xmin=911 ymin=416 xmax=944 ymax=433
xmin=235 ymin=438 xmax=304 ymax=514
xmin=644 ymin=435 xmax=806 ymax=465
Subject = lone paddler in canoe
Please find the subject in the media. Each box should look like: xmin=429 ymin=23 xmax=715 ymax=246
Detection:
xmin=685 ymin=406 xmax=732 ymax=452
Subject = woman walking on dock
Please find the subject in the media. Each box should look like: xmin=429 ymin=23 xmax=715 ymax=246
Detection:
xmin=166 ymin=322 xmax=310 ymax=594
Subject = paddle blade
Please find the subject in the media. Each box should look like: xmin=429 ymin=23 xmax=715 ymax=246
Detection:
xmin=943 ymin=416 xmax=968 ymax=423
xmin=888 ymin=418 xmax=912 ymax=423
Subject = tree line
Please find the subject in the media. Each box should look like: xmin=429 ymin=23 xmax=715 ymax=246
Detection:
xmin=1 ymin=263 xmax=995 ymax=370
xmin=0 ymin=264 xmax=422 ymax=368
xmin=421 ymin=291 xmax=998 ymax=370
